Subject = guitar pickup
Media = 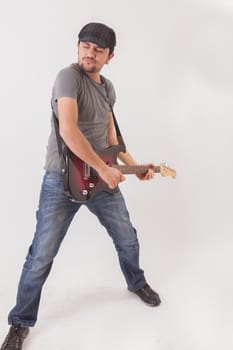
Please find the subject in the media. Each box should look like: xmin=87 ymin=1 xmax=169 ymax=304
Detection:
xmin=83 ymin=163 xmax=91 ymax=178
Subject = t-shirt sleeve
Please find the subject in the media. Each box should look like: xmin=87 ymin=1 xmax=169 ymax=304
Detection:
xmin=53 ymin=66 xmax=80 ymax=101
xmin=108 ymin=83 xmax=116 ymax=106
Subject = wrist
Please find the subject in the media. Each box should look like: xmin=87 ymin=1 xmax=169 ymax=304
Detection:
xmin=95 ymin=162 xmax=109 ymax=174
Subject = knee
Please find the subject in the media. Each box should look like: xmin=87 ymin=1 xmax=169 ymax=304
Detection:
xmin=23 ymin=246 xmax=53 ymax=274
xmin=115 ymin=236 xmax=140 ymax=255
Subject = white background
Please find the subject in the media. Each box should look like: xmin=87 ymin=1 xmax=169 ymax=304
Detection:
xmin=0 ymin=0 xmax=233 ymax=349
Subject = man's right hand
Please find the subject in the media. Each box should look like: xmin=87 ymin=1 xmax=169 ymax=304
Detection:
xmin=98 ymin=166 xmax=125 ymax=189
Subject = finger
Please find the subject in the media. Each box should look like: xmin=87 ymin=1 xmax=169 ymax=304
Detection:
xmin=146 ymin=172 xmax=154 ymax=180
xmin=120 ymin=174 xmax=126 ymax=182
xmin=109 ymin=182 xmax=117 ymax=189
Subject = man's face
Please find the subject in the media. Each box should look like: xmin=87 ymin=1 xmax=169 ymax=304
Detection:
xmin=78 ymin=41 xmax=114 ymax=74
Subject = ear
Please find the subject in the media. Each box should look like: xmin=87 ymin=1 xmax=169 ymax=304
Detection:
xmin=106 ymin=52 xmax=114 ymax=64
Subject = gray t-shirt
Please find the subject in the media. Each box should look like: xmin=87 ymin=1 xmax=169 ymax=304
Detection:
xmin=44 ymin=63 xmax=116 ymax=172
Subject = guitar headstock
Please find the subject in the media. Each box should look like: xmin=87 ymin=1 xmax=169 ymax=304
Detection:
xmin=160 ymin=163 xmax=176 ymax=179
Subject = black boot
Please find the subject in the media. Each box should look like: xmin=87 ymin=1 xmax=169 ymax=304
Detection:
xmin=132 ymin=283 xmax=161 ymax=306
xmin=1 ymin=325 xmax=29 ymax=350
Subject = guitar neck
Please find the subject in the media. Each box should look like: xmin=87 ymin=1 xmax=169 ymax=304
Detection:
xmin=112 ymin=164 xmax=160 ymax=175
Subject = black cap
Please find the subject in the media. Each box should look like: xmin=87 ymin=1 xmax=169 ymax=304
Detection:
xmin=78 ymin=22 xmax=116 ymax=53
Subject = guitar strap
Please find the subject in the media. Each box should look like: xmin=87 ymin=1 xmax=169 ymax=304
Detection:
xmin=108 ymin=104 xmax=126 ymax=152
xmin=52 ymin=108 xmax=63 ymax=158
xmin=52 ymin=109 xmax=69 ymax=195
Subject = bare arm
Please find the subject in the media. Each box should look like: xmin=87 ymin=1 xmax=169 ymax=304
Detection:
xmin=58 ymin=97 xmax=125 ymax=189
xmin=108 ymin=113 xmax=155 ymax=180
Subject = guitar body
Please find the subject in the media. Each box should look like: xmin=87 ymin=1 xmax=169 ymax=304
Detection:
xmin=65 ymin=145 xmax=124 ymax=202
xmin=63 ymin=144 xmax=176 ymax=203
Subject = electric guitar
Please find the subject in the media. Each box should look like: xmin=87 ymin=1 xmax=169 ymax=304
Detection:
xmin=64 ymin=144 xmax=176 ymax=202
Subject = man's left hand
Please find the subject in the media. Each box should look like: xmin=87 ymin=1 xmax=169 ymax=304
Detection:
xmin=136 ymin=166 xmax=155 ymax=181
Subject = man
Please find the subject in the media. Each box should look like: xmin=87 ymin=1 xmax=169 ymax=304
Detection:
xmin=1 ymin=22 xmax=161 ymax=350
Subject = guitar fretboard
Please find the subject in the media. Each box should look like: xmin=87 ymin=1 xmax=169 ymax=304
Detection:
xmin=112 ymin=164 xmax=160 ymax=175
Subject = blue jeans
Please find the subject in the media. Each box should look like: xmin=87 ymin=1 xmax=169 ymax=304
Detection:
xmin=8 ymin=171 xmax=146 ymax=327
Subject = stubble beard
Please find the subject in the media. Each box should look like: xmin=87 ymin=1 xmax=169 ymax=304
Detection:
xmin=79 ymin=60 xmax=98 ymax=74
